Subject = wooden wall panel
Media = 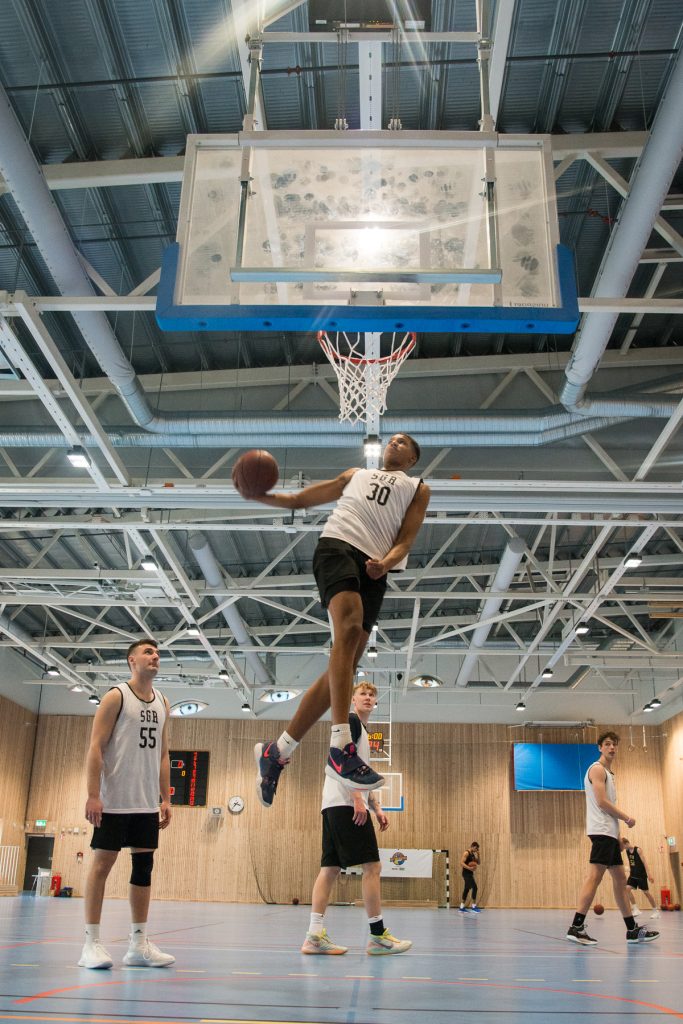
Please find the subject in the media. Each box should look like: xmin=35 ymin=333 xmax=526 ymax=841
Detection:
xmin=660 ymin=708 xmax=683 ymax=905
xmin=13 ymin=713 xmax=675 ymax=909
xmin=0 ymin=695 xmax=36 ymax=849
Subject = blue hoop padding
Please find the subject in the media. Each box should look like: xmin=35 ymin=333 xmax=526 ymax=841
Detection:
xmin=156 ymin=244 xmax=578 ymax=334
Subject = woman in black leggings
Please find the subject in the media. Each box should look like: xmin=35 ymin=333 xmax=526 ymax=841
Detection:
xmin=459 ymin=841 xmax=482 ymax=913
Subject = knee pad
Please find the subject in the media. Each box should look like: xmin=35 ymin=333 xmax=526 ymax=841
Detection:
xmin=130 ymin=851 xmax=154 ymax=887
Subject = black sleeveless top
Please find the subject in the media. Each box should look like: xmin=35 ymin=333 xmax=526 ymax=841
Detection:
xmin=626 ymin=846 xmax=645 ymax=879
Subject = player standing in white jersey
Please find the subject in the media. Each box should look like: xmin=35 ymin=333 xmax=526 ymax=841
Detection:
xmin=78 ymin=638 xmax=175 ymax=970
xmin=565 ymin=730 xmax=659 ymax=947
xmin=250 ymin=433 xmax=430 ymax=807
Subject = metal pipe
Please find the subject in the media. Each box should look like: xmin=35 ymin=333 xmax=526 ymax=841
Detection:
xmin=561 ymin=46 xmax=683 ymax=408
xmin=189 ymin=532 xmax=274 ymax=687
xmin=455 ymin=536 xmax=526 ymax=687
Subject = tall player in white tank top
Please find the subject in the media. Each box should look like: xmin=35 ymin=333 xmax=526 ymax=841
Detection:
xmin=249 ymin=433 xmax=430 ymax=808
xmin=79 ymin=638 xmax=175 ymax=969
xmin=565 ymin=731 xmax=658 ymax=947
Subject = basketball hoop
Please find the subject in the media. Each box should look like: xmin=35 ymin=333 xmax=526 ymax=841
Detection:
xmin=317 ymin=330 xmax=416 ymax=424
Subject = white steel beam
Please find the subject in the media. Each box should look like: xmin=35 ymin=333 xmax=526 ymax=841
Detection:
xmin=487 ymin=0 xmax=515 ymax=126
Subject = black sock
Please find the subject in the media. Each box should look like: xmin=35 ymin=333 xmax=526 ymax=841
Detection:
xmin=370 ymin=919 xmax=385 ymax=936
xmin=624 ymin=915 xmax=636 ymax=931
xmin=572 ymin=912 xmax=586 ymax=929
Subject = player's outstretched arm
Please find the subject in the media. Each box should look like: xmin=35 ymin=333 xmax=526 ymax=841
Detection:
xmin=248 ymin=468 xmax=357 ymax=510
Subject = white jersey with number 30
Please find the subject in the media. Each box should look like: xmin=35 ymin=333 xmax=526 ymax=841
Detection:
xmin=321 ymin=468 xmax=421 ymax=570
xmin=100 ymin=683 xmax=166 ymax=813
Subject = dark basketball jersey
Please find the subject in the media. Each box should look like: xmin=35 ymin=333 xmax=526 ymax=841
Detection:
xmin=627 ymin=846 xmax=646 ymax=879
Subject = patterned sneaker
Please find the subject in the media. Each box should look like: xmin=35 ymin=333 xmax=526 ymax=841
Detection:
xmin=649 ymin=910 xmax=660 ymax=919
xmin=123 ymin=939 xmax=175 ymax=967
xmin=367 ymin=929 xmax=412 ymax=955
xmin=301 ymin=929 xmax=348 ymax=955
xmin=458 ymin=906 xmax=471 ymax=914
xmin=254 ymin=741 xmax=289 ymax=807
xmin=626 ymin=926 xmax=659 ymax=944
xmin=78 ymin=941 xmax=113 ymax=969
xmin=566 ymin=925 xmax=597 ymax=946
xmin=325 ymin=743 xmax=384 ymax=791
xmin=470 ymin=906 xmax=483 ymax=913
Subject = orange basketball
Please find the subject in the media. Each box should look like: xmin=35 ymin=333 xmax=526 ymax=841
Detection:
xmin=232 ymin=449 xmax=279 ymax=497
xmin=593 ymin=903 xmax=604 ymax=915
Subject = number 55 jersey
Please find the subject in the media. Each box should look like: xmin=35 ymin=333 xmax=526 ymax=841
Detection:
xmin=100 ymin=684 xmax=167 ymax=812
xmin=321 ymin=468 xmax=421 ymax=571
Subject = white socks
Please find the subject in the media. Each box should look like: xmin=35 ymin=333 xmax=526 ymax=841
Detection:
xmin=277 ymin=731 xmax=299 ymax=759
xmin=309 ymin=912 xmax=325 ymax=935
xmin=84 ymin=924 xmax=100 ymax=942
xmin=331 ymin=724 xmax=352 ymax=750
xmin=130 ymin=922 xmax=147 ymax=944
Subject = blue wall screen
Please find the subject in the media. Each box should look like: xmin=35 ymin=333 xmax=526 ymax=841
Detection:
xmin=513 ymin=743 xmax=598 ymax=791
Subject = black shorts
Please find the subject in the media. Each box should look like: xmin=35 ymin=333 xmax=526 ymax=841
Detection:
xmin=321 ymin=806 xmax=380 ymax=869
xmin=588 ymin=834 xmax=623 ymax=867
xmin=91 ymin=812 xmax=159 ymax=852
xmin=313 ymin=538 xmax=387 ymax=634
xmin=627 ymin=876 xmax=649 ymax=891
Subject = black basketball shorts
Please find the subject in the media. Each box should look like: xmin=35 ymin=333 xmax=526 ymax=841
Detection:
xmin=320 ymin=806 xmax=380 ymax=869
xmin=588 ymin=834 xmax=623 ymax=867
xmin=313 ymin=538 xmax=387 ymax=634
xmin=91 ymin=812 xmax=160 ymax=852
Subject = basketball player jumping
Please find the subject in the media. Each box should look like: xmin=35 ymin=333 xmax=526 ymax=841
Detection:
xmin=246 ymin=433 xmax=429 ymax=807
xmin=79 ymin=638 xmax=175 ymax=969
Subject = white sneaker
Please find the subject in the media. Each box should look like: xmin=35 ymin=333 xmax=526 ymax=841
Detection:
xmin=650 ymin=910 xmax=660 ymax=919
xmin=123 ymin=938 xmax=175 ymax=967
xmin=366 ymin=929 xmax=412 ymax=955
xmin=78 ymin=941 xmax=113 ymax=969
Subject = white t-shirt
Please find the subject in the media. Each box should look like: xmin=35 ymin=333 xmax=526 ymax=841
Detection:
xmin=321 ymin=714 xmax=372 ymax=811
xmin=584 ymin=760 xmax=619 ymax=838
xmin=321 ymin=468 xmax=421 ymax=570
xmin=100 ymin=683 xmax=167 ymax=813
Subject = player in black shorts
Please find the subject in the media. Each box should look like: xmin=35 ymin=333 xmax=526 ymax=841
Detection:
xmin=566 ymin=731 xmax=658 ymax=946
xmin=79 ymin=638 xmax=174 ymax=969
xmin=459 ymin=842 xmax=482 ymax=913
xmin=300 ymin=682 xmax=411 ymax=956
xmin=622 ymin=837 xmax=660 ymax=919
xmin=251 ymin=434 xmax=429 ymax=806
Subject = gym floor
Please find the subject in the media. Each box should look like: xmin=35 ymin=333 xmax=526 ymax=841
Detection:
xmin=1 ymin=896 xmax=682 ymax=1024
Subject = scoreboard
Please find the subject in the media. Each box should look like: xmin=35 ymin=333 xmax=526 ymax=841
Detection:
xmin=169 ymin=750 xmax=209 ymax=806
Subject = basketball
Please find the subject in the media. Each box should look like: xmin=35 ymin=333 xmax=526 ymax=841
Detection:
xmin=292 ymin=897 xmax=299 ymax=905
xmin=232 ymin=449 xmax=279 ymax=497
xmin=674 ymin=904 xmax=681 ymax=911
xmin=593 ymin=903 xmax=604 ymax=915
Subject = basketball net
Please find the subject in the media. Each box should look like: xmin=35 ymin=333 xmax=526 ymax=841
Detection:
xmin=316 ymin=331 xmax=416 ymax=424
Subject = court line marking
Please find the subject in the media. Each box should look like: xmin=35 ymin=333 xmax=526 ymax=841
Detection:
xmin=10 ymin=974 xmax=683 ymax=1020
xmin=572 ymin=978 xmax=603 ymax=982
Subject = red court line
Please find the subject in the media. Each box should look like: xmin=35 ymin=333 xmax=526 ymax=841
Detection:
xmin=11 ymin=973 xmax=683 ymax=1018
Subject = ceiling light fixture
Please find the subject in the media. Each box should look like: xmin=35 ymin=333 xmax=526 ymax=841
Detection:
xmin=187 ymin=625 xmax=200 ymax=636
xmin=366 ymin=645 xmax=378 ymax=659
xmin=88 ymin=693 xmax=100 ymax=705
xmin=625 ymin=554 xmax=643 ymax=569
xmin=218 ymin=669 xmax=230 ymax=682
xmin=516 ymin=700 xmax=526 ymax=711
xmin=364 ymin=435 xmax=382 ymax=459
xmin=46 ymin=666 xmax=60 ymax=677
xmin=241 ymin=702 xmax=250 ymax=713
xmin=650 ymin=696 xmax=662 ymax=708
xmin=575 ymin=624 xmax=590 ymax=636
xmin=642 ymin=702 xmax=654 ymax=713
xmin=140 ymin=556 xmax=158 ymax=572
xmin=66 ymin=445 xmax=91 ymax=468
xmin=170 ymin=700 xmax=208 ymax=717
xmin=68 ymin=683 xmax=83 ymax=693
xmin=541 ymin=667 xmax=554 ymax=679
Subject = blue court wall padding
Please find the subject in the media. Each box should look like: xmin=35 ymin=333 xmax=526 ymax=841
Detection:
xmin=513 ymin=742 xmax=598 ymax=791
